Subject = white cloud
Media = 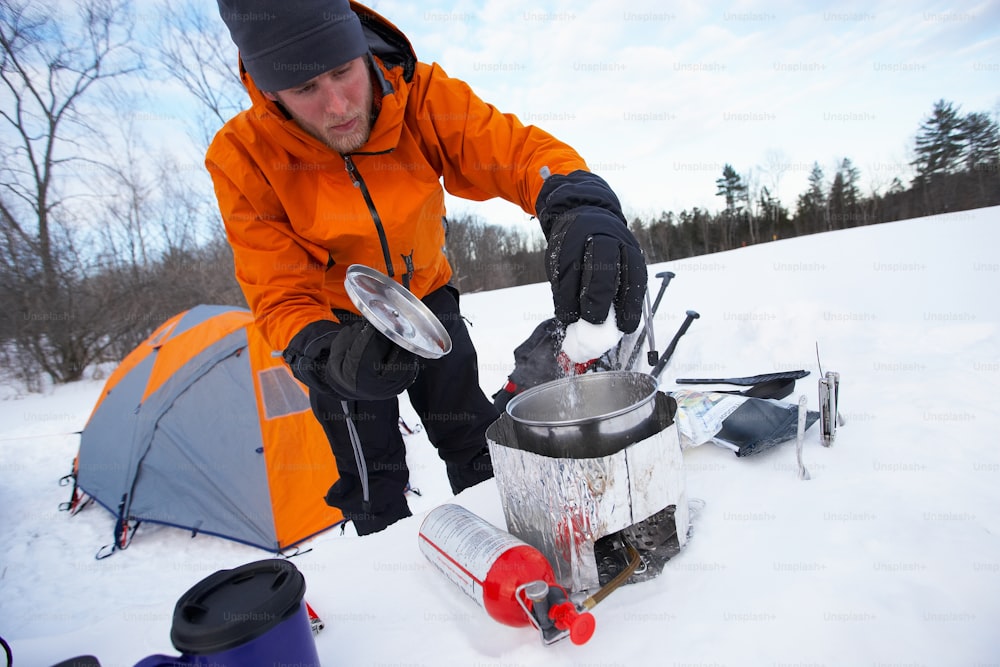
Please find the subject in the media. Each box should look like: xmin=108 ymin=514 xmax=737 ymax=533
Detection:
xmin=371 ymin=0 xmax=998 ymax=223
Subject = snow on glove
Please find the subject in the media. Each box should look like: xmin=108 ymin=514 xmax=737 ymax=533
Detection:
xmin=325 ymin=320 xmax=419 ymax=401
xmin=535 ymin=170 xmax=647 ymax=334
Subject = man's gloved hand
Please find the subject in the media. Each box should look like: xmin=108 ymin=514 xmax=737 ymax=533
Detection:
xmin=283 ymin=318 xmax=419 ymax=400
xmin=283 ymin=319 xmax=340 ymax=395
xmin=535 ymin=170 xmax=647 ymax=334
xmin=326 ymin=320 xmax=419 ymax=400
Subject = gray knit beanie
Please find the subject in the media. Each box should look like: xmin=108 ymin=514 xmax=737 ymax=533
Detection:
xmin=217 ymin=0 xmax=369 ymax=91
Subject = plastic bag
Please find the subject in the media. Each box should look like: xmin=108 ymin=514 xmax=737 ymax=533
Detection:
xmin=670 ymin=389 xmax=818 ymax=457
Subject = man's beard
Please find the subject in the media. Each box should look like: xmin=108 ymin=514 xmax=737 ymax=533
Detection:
xmin=322 ymin=105 xmax=375 ymax=154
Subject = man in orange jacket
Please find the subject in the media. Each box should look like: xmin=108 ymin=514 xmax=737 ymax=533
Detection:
xmin=209 ymin=0 xmax=647 ymax=534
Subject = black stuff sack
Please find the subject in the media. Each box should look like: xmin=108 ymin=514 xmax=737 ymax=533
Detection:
xmin=669 ymin=389 xmax=819 ymax=457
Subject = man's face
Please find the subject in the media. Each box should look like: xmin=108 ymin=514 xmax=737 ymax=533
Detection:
xmin=265 ymin=56 xmax=374 ymax=154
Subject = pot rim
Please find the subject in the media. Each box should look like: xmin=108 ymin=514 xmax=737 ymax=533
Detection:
xmin=505 ymin=370 xmax=659 ymax=428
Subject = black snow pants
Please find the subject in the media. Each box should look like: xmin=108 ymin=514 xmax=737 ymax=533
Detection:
xmin=309 ymin=285 xmax=499 ymax=535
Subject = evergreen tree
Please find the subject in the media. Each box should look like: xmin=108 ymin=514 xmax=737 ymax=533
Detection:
xmin=840 ymin=158 xmax=861 ymax=208
xmin=828 ymin=171 xmax=846 ymax=230
xmin=795 ymin=163 xmax=826 ymax=234
xmin=960 ymin=111 xmax=1000 ymax=173
xmin=912 ymin=99 xmax=965 ymax=183
xmin=829 ymin=158 xmax=862 ymax=228
xmin=960 ymin=111 xmax=1000 ymax=205
xmin=715 ymin=164 xmax=749 ymax=249
xmin=715 ymin=164 xmax=748 ymax=212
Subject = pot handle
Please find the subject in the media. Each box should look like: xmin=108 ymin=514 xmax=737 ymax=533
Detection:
xmin=654 ymin=392 xmax=677 ymax=428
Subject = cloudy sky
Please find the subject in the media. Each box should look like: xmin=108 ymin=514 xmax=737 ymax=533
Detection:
xmin=105 ymin=0 xmax=997 ymax=229
xmin=357 ymin=0 xmax=999 ymax=226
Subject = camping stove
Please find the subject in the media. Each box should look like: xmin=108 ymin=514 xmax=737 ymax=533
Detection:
xmin=487 ymin=371 xmax=689 ymax=594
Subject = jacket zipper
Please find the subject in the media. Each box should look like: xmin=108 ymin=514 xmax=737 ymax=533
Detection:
xmin=343 ymin=153 xmax=394 ymax=278
xmin=400 ymin=252 xmax=414 ymax=289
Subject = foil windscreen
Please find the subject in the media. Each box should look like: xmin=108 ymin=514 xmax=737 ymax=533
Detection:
xmin=487 ymin=401 xmax=688 ymax=594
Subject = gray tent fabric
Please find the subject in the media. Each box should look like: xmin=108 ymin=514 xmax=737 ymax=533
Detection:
xmin=125 ymin=338 xmax=274 ymax=548
xmin=77 ymin=316 xmax=276 ymax=549
xmin=73 ymin=305 xmax=344 ymax=554
xmin=76 ymin=353 xmax=156 ymax=509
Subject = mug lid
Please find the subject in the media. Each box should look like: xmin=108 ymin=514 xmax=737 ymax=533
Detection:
xmin=170 ymin=559 xmax=306 ymax=654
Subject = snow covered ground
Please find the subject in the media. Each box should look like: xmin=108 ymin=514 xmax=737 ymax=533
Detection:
xmin=2 ymin=207 xmax=999 ymax=666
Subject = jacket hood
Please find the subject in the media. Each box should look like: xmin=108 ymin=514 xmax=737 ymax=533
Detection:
xmin=237 ymin=1 xmax=417 ymax=124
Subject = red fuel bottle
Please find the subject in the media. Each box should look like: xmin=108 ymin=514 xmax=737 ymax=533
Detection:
xmin=418 ymin=504 xmax=595 ymax=645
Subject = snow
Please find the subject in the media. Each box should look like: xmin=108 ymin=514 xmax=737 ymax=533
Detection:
xmin=561 ymin=310 xmax=623 ymax=363
xmin=2 ymin=208 xmax=1000 ymax=666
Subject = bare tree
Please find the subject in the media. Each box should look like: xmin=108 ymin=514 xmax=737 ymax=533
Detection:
xmin=443 ymin=213 xmax=546 ymax=293
xmin=154 ymin=0 xmax=246 ymax=147
xmin=761 ymin=149 xmax=790 ymax=198
xmin=95 ymin=110 xmax=155 ymax=272
xmin=0 ymin=0 xmax=141 ymax=383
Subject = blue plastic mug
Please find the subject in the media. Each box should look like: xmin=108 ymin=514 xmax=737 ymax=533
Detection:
xmin=133 ymin=559 xmax=320 ymax=667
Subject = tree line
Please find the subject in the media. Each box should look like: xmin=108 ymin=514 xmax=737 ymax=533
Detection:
xmin=634 ymin=99 xmax=999 ymax=261
xmin=1 ymin=0 xmax=997 ymax=389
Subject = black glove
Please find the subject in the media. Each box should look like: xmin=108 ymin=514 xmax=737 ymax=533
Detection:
xmin=284 ymin=318 xmax=419 ymax=400
xmin=326 ymin=320 xmax=419 ymax=400
xmin=283 ymin=319 xmax=341 ymax=395
xmin=535 ymin=170 xmax=647 ymax=334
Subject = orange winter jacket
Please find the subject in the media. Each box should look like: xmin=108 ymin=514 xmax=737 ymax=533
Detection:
xmin=205 ymin=2 xmax=589 ymax=353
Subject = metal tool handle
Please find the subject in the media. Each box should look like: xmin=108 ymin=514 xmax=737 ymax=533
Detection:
xmin=651 ymin=310 xmax=700 ymax=379
xmin=625 ymin=271 xmax=675 ymax=371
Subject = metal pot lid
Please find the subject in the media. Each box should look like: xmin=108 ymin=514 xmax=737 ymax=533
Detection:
xmin=344 ymin=264 xmax=452 ymax=359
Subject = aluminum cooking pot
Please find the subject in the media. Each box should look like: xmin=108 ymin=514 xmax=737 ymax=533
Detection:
xmin=504 ymin=370 xmax=666 ymax=458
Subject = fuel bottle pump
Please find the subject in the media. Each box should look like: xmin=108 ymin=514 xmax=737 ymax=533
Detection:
xmin=418 ymin=503 xmax=595 ymax=645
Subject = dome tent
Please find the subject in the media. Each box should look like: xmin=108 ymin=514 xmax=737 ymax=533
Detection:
xmin=68 ymin=305 xmax=343 ymax=555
